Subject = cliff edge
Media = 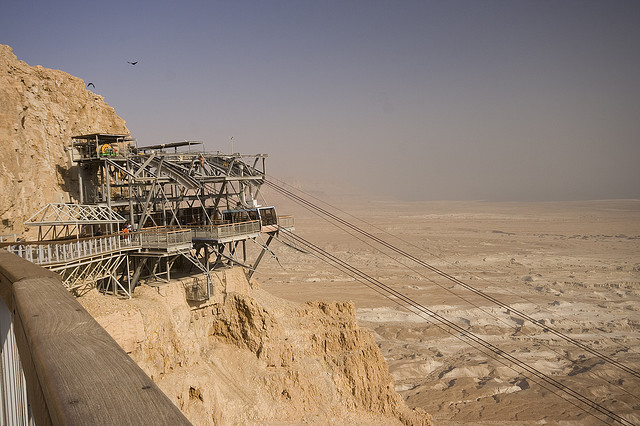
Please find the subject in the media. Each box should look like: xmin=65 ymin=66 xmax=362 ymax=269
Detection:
xmin=0 ymin=44 xmax=128 ymax=236
xmin=79 ymin=269 xmax=433 ymax=425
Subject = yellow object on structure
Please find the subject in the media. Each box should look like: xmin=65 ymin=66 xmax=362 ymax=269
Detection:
xmin=100 ymin=144 xmax=117 ymax=156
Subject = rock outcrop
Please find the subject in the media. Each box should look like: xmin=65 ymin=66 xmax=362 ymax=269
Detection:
xmin=79 ymin=269 xmax=433 ymax=425
xmin=0 ymin=44 xmax=128 ymax=237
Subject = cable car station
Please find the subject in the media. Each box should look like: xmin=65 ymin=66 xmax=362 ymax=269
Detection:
xmin=0 ymin=134 xmax=294 ymax=299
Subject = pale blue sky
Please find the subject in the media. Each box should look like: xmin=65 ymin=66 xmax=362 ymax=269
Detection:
xmin=2 ymin=1 xmax=639 ymax=201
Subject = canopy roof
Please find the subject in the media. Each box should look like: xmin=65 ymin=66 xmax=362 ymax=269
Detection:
xmin=138 ymin=141 xmax=203 ymax=151
xmin=72 ymin=134 xmax=133 ymax=144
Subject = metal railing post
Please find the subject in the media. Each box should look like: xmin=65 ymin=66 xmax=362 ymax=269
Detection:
xmin=0 ymin=300 xmax=33 ymax=425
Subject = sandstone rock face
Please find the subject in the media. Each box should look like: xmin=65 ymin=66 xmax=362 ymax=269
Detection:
xmin=79 ymin=268 xmax=433 ymax=425
xmin=0 ymin=44 xmax=128 ymax=237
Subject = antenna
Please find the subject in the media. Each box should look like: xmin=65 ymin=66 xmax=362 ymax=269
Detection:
xmin=230 ymin=136 xmax=234 ymax=154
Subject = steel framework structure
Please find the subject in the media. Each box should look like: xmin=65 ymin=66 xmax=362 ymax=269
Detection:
xmin=31 ymin=133 xmax=293 ymax=297
xmin=25 ymin=202 xmax=127 ymax=240
xmin=1 ymin=134 xmax=294 ymax=298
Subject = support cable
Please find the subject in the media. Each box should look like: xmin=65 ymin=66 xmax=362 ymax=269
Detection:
xmin=265 ymin=179 xmax=640 ymax=382
xmin=279 ymin=228 xmax=633 ymax=426
xmin=266 ymin=180 xmax=639 ymax=401
xmin=266 ymin=182 xmax=638 ymax=402
xmin=266 ymin=175 xmax=620 ymax=326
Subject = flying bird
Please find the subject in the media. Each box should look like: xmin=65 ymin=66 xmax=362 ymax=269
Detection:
xmin=127 ymin=61 xmax=138 ymax=65
xmin=87 ymin=82 xmax=95 ymax=88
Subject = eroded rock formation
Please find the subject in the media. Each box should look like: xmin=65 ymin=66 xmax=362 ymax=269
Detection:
xmin=79 ymin=269 xmax=433 ymax=425
xmin=0 ymin=44 xmax=128 ymax=236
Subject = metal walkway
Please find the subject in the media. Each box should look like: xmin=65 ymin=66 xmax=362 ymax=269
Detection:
xmin=0 ymin=219 xmax=283 ymax=296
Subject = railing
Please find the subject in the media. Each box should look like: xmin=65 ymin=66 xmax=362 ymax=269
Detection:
xmin=139 ymin=227 xmax=193 ymax=250
xmin=190 ymin=220 xmax=261 ymax=240
xmin=0 ymin=249 xmax=190 ymax=424
xmin=0 ymin=217 xmax=292 ymax=266
xmin=278 ymin=215 xmax=295 ymax=229
xmin=0 ymin=234 xmax=141 ymax=266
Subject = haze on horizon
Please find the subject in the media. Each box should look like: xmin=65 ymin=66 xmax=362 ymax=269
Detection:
xmin=2 ymin=1 xmax=639 ymax=202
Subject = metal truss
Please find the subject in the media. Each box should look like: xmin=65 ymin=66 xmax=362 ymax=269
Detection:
xmin=25 ymin=203 xmax=126 ymax=226
xmin=9 ymin=134 xmax=291 ymax=299
xmin=49 ymin=251 xmax=130 ymax=297
xmin=25 ymin=203 xmax=126 ymax=240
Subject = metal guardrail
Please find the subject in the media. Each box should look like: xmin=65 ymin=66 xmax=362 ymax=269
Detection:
xmin=139 ymin=228 xmax=193 ymax=250
xmin=278 ymin=215 xmax=295 ymax=229
xmin=0 ymin=234 xmax=140 ymax=266
xmin=0 ymin=217 xmax=293 ymax=267
xmin=191 ymin=220 xmax=261 ymax=241
xmin=0 ymin=227 xmax=198 ymax=265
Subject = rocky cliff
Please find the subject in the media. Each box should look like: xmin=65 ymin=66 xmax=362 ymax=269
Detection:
xmin=0 ymin=44 xmax=128 ymax=237
xmin=1 ymin=44 xmax=433 ymax=424
xmin=79 ymin=268 xmax=432 ymax=425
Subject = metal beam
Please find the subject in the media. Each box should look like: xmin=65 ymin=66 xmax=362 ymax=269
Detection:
xmin=247 ymin=234 xmax=274 ymax=279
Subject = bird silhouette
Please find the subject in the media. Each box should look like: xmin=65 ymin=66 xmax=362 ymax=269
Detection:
xmin=87 ymin=82 xmax=95 ymax=88
xmin=127 ymin=61 xmax=138 ymax=65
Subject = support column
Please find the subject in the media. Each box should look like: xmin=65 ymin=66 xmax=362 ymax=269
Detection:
xmin=247 ymin=234 xmax=274 ymax=279
xmin=126 ymin=255 xmax=131 ymax=298
xmin=130 ymin=258 xmax=148 ymax=288
xmin=105 ymin=161 xmax=113 ymax=234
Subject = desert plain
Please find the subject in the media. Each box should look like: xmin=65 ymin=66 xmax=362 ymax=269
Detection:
xmin=250 ymin=190 xmax=640 ymax=425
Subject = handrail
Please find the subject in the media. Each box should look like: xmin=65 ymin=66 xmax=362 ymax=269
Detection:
xmin=278 ymin=215 xmax=295 ymax=229
xmin=0 ymin=233 xmax=133 ymax=247
xmin=139 ymin=228 xmax=193 ymax=250
xmin=0 ymin=249 xmax=190 ymax=425
xmin=0 ymin=227 xmax=196 ymax=263
xmin=0 ymin=234 xmax=141 ymax=266
xmin=0 ymin=218 xmax=289 ymax=264
xmin=189 ymin=220 xmax=261 ymax=240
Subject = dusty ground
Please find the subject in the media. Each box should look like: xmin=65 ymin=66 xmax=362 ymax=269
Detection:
xmin=250 ymin=193 xmax=640 ymax=425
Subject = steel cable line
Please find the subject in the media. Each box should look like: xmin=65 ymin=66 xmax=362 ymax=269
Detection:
xmin=269 ymin=182 xmax=571 ymax=357
xmin=271 ymin=185 xmax=509 ymax=320
xmin=264 ymin=179 xmax=640 ymax=382
xmin=264 ymin=174 xmax=631 ymax=327
xmin=266 ymin=174 xmax=555 ymax=308
xmin=278 ymin=228 xmax=633 ymax=426
xmin=267 ymin=181 xmax=640 ymax=404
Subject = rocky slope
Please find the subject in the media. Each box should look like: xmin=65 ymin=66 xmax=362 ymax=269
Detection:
xmin=0 ymin=44 xmax=128 ymax=237
xmin=79 ymin=268 xmax=433 ymax=425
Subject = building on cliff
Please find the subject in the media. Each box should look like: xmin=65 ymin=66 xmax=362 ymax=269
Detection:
xmin=1 ymin=133 xmax=294 ymax=299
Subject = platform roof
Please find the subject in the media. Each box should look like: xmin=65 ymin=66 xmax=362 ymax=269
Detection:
xmin=138 ymin=141 xmax=203 ymax=151
xmin=72 ymin=134 xmax=132 ymax=143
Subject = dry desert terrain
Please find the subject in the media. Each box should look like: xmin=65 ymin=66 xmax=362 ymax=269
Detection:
xmin=251 ymin=192 xmax=640 ymax=425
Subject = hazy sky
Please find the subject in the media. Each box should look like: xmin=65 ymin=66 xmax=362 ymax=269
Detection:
xmin=2 ymin=1 xmax=639 ymax=201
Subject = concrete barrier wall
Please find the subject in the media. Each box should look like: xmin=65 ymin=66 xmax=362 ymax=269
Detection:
xmin=0 ymin=249 xmax=191 ymax=425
